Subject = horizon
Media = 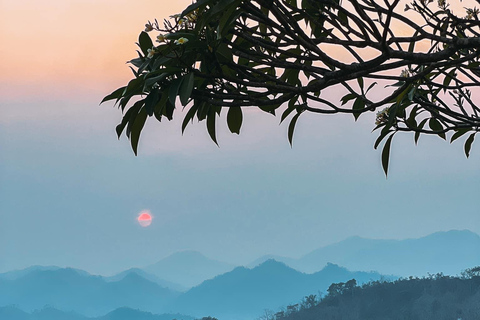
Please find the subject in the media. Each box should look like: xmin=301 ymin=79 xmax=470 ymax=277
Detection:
xmin=2 ymin=228 xmax=477 ymax=277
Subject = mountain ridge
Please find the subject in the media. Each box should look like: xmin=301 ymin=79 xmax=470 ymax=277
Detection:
xmin=143 ymin=250 xmax=235 ymax=288
xmin=169 ymin=259 xmax=388 ymax=319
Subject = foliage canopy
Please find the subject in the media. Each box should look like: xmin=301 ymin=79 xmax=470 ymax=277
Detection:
xmin=102 ymin=0 xmax=480 ymax=174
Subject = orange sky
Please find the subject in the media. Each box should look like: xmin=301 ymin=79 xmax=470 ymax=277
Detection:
xmin=0 ymin=0 xmax=473 ymax=101
xmin=0 ymin=0 xmax=191 ymax=100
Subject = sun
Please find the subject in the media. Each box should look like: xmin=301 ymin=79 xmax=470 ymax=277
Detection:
xmin=137 ymin=210 xmax=153 ymax=227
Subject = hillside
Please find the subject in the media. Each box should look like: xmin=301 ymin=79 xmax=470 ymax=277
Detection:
xmin=170 ymin=260 xmax=388 ymax=319
xmin=0 ymin=306 xmax=194 ymax=320
xmin=0 ymin=268 xmax=180 ymax=316
xmin=279 ymin=272 xmax=480 ymax=320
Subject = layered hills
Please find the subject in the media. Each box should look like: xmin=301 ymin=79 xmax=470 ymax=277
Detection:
xmin=251 ymin=230 xmax=480 ymax=276
xmin=0 ymin=261 xmax=385 ymax=319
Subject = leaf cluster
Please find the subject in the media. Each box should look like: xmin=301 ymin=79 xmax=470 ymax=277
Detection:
xmin=103 ymin=0 xmax=480 ymax=174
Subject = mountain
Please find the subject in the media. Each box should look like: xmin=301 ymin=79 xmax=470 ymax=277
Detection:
xmin=295 ymin=229 xmax=480 ymax=276
xmin=0 ymin=268 xmax=180 ymax=317
xmin=0 ymin=306 xmax=194 ymax=320
xmin=0 ymin=306 xmax=85 ymax=320
xmin=246 ymin=254 xmax=297 ymax=268
xmin=143 ymin=250 xmax=235 ymax=288
xmin=0 ymin=265 xmax=88 ymax=280
xmin=106 ymin=268 xmax=187 ymax=292
xmin=170 ymin=259 xmax=387 ymax=319
xmin=98 ymin=307 xmax=193 ymax=320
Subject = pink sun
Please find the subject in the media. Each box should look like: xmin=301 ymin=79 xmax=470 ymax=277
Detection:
xmin=137 ymin=211 xmax=152 ymax=227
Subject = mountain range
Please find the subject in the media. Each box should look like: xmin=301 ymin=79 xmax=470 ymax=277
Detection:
xmin=0 ymin=268 xmax=179 ymax=316
xmin=169 ymin=260 xmax=387 ymax=319
xmin=0 ymin=306 xmax=194 ymax=320
xmin=250 ymin=230 xmax=480 ymax=276
xmin=1 ymin=229 xmax=478 ymax=319
xmin=0 ymin=261 xmax=386 ymax=319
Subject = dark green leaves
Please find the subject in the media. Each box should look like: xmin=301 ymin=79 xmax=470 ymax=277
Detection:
xmin=415 ymin=119 xmax=428 ymax=145
xmin=429 ymin=118 xmax=446 ymax=140
xmin=169 ymin=78 xmax=184 ymax=105
xmin=179 ymin=73 xmax=195 ymax=106
xmin=442 ymin=69 xmax=456 ymax=91
xmin=116 ymin=100 xmax=143 ymax=139
xmin=352 ymin=98 xmax=365 ymax=121
xmin=450 ymin=128 xmax=470 ymax=143
xmin=130 ymin=108 xmax=148 ymax=156
xmin=102 ymin=0 xmax=478 ymax=171
xmin=288 ymin=112 xmax=302 ymax=146
xmin=182 ymin=104 xmax=199 ymax=134
xmin=381 ymin=134 xmax=394 ymax=177
xmin=227 ymin=107 xmax=243 ymax=134
xmin=206 ymin=107 xmax=219 ymax=145
xmin=181 ymin=0 xmax=211 ymax=17
xmin=464 ymin=133 xmax=475 ymax=158
xmin=138 ymin=32 xmax=153 ymax=56
xmin=101 ymin=86 xmax=126 ymax=104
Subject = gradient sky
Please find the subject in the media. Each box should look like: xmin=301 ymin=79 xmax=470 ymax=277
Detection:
xmin=1 ymin=0 xmax=479 ymax=276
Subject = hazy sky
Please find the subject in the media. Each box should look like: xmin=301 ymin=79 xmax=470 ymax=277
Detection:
xmin=1 ymin=0 xmax=479 ymax=275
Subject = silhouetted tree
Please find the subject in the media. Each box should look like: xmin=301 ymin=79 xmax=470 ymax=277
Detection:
xmin=103 ymin=0 xmax=480 ymax=174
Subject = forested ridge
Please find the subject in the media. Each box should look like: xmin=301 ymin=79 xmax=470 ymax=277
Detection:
xmin=265 ymin=268 xmax=480 ymax=320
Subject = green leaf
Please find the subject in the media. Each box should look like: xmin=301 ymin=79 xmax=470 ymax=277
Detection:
xmin=208 ymin=0 xmax=237 ymax=17
xmin=406 ymin=105 xmax=418 ymax=129
xmin=125 ymin=100 xmax=145 ymax=138
xmin=281 ymin=98 xmax=298 ymax=123
xmin=101 ymin=86 xmax=126 ymax=104
xmin=163 ymin=100 xmax=175 ymax=121
xmin=415 ymin=119 xmax=428 ymax=145
xmin=116 ymin=101 xmax=142 ymax=138
xmin=407 ymin=87 xmax=416 ymax=101
xmin=153 ymin=89 xmax=170 ymax=121
xmin=365 ymin=82 xmax=377 ymax=93
xmin=144 ymin=90 xmax=160 ymax=116
xmin=357 ymin=77 xmax=364 ymax=92
xmin=429 ymin=118 xmax=445 ymax=140
xmin=464 ymin=133 xmax=475 ymax=158
xmin=227 ymin=107 xmax=243 ymax=134
xmin=218 ymin=0 xmax=242 ymax=36
xmin=206 ymin=108 xmax=218 ymax=145
xmin=381 ymin=134 xmax=394 ymax=177
xmin=130 ymin=107 xmax=148 ymax=156
xmin=442 ymin=69 xmax=456 ymax=91
xmin=179 ymin=73 xmax=194 ymax=106
xmin=182 ymin=104 xmax=199 ymax=134
xmin=374 ymin=126 xmax=392 ymax=149
xmin=352 ymin=98 xmax=365 ymax=121
xmin=138 ymin=31 xmax=153 ymax=56
xmin=181 ymin=0 xmax=211 ymax=17
xmin=288 ymin=112 xmax=301 ymax=146
xmin=341 ymin=93 xmax=357 ymax=105
xmin=450 ymin=127 xmax=471 ymax=143
xmin=169 ymin=78 xmax=184 ymax=105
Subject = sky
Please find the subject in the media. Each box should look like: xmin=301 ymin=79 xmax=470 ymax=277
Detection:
xmin=0 ymin=0 xmax=479 ymax=276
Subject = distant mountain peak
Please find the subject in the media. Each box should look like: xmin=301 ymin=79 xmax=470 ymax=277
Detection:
xmin=321 ymin=262 xmax=350 ymax=272
xmin=256 ymin=258 xmax=287 ymax=267
xmin=424 ymin=229 xmax=480 ymax=239
xmin=143 ymin=250 xmax=235 ymax=288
